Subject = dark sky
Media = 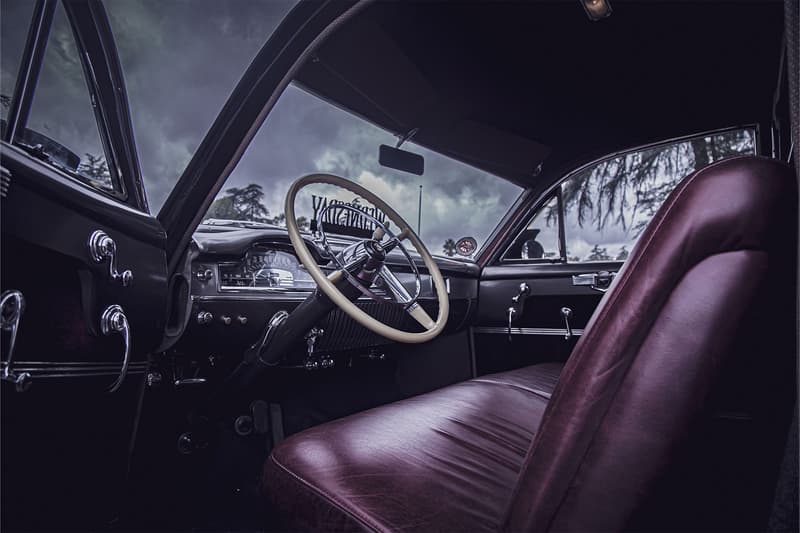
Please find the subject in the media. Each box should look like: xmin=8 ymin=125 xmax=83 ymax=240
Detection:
xmin=105 ymin=0 xmax=524 ymax=252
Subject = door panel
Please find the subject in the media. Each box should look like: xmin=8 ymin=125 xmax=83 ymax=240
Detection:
xmin=473 ymin=261 xmax=621 ymax=375
xmin=0 ymin=1 xmax=168 ymax=528
xmin=0 ymin=144 xmax=169 ymax=531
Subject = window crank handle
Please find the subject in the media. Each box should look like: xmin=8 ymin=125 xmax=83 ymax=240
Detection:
xmin=507 ymin=306 xmax=517 ymax=342
xmin=561 ymin=307 xmax=573 ymax=340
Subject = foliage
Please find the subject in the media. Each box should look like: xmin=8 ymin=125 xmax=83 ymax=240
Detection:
xmin=78 ymin=153 xmax=112 ymax=188
xmin=442 ymin=238 xmax=457 ymax=257
xmin=615 ymin=245 xmax=629 ymax=261
xmin=561 ymin=129 xmax=755 ymax=237
xmin=206 ymin=183 xmax=311 ymax=230
xmin=586 ymin=244 xmax=611 ymax=262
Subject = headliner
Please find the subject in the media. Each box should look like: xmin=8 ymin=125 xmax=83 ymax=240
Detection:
xmin=297 ymin=0 xmax=785 ymax=187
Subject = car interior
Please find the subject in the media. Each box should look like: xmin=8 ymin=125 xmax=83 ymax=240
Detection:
xmin=1 ymin=0 xmax=798 ymax=532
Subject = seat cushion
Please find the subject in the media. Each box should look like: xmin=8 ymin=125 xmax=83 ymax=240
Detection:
xmin=263 ymin=363 xmax=563 ymax=532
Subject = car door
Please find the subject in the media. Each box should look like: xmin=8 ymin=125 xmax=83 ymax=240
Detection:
xmin=473 ymin=126 xmax=760 ymax=375
xmin=1 ymin=1 xmax=168 ymax=529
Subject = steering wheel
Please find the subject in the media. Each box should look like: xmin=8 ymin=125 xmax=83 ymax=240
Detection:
xmin=285 ymin=174 xmax=449 ymax=343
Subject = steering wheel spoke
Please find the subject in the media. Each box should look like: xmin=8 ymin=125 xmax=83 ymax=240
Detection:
xmin=406 ymin=302 xmax=436 ymax=330
xmin=377 ymin=265 xmax=413 ymax=304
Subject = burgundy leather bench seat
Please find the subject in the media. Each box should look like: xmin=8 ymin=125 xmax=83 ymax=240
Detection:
xmin=264 ymin=158 xmax=796 ymax=532
xmin=264 ymin=363 xmax=563 ymax=531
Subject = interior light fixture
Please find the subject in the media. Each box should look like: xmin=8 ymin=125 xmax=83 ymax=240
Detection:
xmin=581 ymin=0 xmax=613 ymax=21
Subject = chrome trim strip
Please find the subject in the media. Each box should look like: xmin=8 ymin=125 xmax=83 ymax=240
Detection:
xmin=1 ymin=361 xmax=148 ymax=378
xmin=218 ymin=285 xmax=316 ymax=293
xmin=194 ymin=294 xmax=309 ymax=302
xmin=191 ymin=293 xmax=430 ymax=303
xmin=473 ymin=326 xmax=584 ymax=337
xmin=0 ymin=361 xmax=148 ymax=367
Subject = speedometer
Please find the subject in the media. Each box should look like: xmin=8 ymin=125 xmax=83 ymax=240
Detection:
xmin=219 ymin=246 xmax=316 ymax=291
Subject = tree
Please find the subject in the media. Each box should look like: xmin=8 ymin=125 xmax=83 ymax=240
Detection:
xmin=587 ymin=245 xmax=610 ymax=262
xmin=561 ymin=129 xmax=755 ymax=237
xmin=78 ymin=153 xmax=111 ymax=188
xmin=227 ymin=184 xmax=270 ymax=222
xmin=442 ymin=238 xmax=457 ymax=257
xmin=296 ymin=216 xmax=310 ymax=231
xmin=207 ymin=183 xmax=270 ymax=222
xmin=616 ymin=245 xmax=629 ymax=261
xmin=207 ymin=196 xmax=238 ymax=219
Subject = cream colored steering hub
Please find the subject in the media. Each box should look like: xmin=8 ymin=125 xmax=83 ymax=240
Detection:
xmin=284 ymin=173 xmax=449 ymax=343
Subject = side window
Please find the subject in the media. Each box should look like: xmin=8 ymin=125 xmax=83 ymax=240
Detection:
xmin=15 ymin=3 xmax=120 ymax=195
xmin=562 ymin=128 xmax=756 ymax=262
xmin=505 ymin=195 xmax=561 ymax=261
xmin=0 ymin=1 xmax=35 ymax=128
xmin=504 ymin=127 xmax=756 ymax=263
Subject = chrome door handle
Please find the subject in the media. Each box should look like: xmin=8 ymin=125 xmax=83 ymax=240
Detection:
xmin=100 ymin=305 xmax=130 ymax=393
xmin=1 ymin=290 xmax=31 ymax=392
xmin=88 ymin=230 xmax=133 ymax=286
xmin=572 ymin=271 xmax=616 ymax=293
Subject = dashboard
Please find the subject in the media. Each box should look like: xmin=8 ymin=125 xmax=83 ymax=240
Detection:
xmin=176 ymin=224 xmax=479 ymax=363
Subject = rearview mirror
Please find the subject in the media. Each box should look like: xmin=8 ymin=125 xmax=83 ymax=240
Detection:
xmin=379 ymin=144 xmax=424 ymax=175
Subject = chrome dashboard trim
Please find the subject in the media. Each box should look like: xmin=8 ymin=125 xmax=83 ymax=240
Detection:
xmin=192 ymin=294 xmax=434 ymax=303
xmin=193 ymin=294 xmax=311 ymax=302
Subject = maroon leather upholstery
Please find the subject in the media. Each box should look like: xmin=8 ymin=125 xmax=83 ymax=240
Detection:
xmin=264 ymin=156 xmax=796 ymax=531
xmin=264 ymin=363 xmax=563 ymax=531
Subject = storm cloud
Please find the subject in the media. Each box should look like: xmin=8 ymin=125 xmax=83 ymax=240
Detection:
xmin=1 ymin=0 xmax=709 ymax=260
xmin=102 ymin=0 xmax=523 ymax=253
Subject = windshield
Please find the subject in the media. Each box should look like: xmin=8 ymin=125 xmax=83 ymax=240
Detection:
xmin=203 ymin=84 xmax=522 ymax=259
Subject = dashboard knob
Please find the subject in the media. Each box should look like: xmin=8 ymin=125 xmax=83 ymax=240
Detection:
xmin=196 ymin=311 xmax=213 ymax=325
xmin=220 ymin=315 xmax=232 ymax=325
xmin=196 ymin=268 xmax=214 ymax=281
xmin=236 ymin=315 xmax=248 ymax=325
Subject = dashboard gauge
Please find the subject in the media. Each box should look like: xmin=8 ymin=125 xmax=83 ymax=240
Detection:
xmin=219 ymin=246 xmax=316 ymax=291
xmin=455 ymin=237 xmax=477 ymax=256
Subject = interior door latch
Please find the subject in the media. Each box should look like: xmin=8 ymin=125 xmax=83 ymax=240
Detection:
xmin=572 ymin=271 xmax=616 ymax=293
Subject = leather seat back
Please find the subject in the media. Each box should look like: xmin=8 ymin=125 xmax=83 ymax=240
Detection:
xmin=503 ymin=156 xmax=797 ymax=531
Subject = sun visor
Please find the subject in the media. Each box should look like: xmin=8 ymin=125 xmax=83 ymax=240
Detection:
xmin=297 ymin=19 xmax=550 ymax=186
xmin=416 ymin=119 xmax=550 ymax=184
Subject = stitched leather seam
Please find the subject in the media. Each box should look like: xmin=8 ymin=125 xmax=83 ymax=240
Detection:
xmin=268 ymin=453 xmax=383 ymax=532
xmin=472 ymin=377 xmax=553 ymax=400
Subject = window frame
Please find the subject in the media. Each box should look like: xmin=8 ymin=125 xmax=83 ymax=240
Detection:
xmin=496 ymin=124 xmax=761 ymax=265
xmin=2 ymin=0 xmax=148 ymax=211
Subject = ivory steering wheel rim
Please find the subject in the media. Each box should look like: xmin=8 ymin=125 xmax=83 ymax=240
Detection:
xmin=285 ymin=173 xmax=450 ymax=344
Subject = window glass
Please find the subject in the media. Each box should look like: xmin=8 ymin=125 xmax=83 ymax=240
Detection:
xmin=203 ymin=84 xmax=523 ymax=258
xmin=105 ymin=0 xmax=298 ymax=212
xmin=505 ymin=195 xmax=560 ymax=260
xmin=0 ymin=0 xmax=35 ymax=129
xmin=22 ymin=3 xmax=118 ymax=193
xmin=562 ymin=128 xmax=756 ymax=262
